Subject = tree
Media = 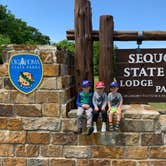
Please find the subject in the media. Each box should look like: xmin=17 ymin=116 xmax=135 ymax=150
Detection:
xmin=0 ymin=5 xmax=50 ymax=44
xmin=55 ymin=39 xmax=75 ymax=54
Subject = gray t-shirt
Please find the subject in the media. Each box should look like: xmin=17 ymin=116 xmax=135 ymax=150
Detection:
xmin=93 ymin=92 xmax=107 ymax=108
xmin=108 ymin=92 xmax=123 ymax=107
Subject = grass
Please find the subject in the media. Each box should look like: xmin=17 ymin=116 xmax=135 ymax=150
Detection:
xmin=149 ymin=103 xmax=166 ymax=110
xmin=94 ymin=75 xmax=166 ymax=110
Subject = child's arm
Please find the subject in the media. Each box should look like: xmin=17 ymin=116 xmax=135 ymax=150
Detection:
xmin=101 ymin=93 xmax=107 ymax=111
xmin=76 ymin=93 xmax=82 ymax=107
xmin=108 ymin=101 xmax=111 ymax=110
xmin=92 ymin=92 xmax=99 ymax=111
xmin=117 ymin=94 xmax=123 ymax=112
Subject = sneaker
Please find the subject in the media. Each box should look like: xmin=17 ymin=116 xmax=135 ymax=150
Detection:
xmin=74 ymin=128 xmax=82 ymax=134
xmin=114 ymin=123 xmax=120 ymax=130
xmin=109 ymin=124 xmax=114 ymax=131
xmin=101 ymin=123 xmax=106 ymax=132
xmin=93 ymin=125 xmax=97 ymax=133
xmin=87 ymin=126 xmax=94 ymax=135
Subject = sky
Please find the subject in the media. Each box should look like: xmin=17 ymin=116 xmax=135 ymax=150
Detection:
xmin=1 ymin=0 xmax=166 ymax=48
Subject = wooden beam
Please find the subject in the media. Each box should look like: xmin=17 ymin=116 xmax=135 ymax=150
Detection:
xmin=99 ymin=15 xmax=114 ymax=92
xmin=74 ymin=0 xmax=93 ymax=93
xmin=66 ymin=30 xmax=166 ymax=41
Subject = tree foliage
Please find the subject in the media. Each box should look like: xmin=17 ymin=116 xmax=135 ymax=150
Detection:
xmin=55 ymin=39 xmax=75 ymax=54
xmin=0 ymin=5 xmax=50 ymax=45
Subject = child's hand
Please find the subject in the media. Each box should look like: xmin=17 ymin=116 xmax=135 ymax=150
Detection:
xmin=94 ymin=106 xmax=99 ymax=111
xmin=101 ymin=106 xmax=105 ymax=111
xmin=82 ymin=104 xmax=90 ymax=109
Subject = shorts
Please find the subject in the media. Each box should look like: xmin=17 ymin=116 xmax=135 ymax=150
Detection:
xmin=108 ymin=107 xmax=117 ymax=113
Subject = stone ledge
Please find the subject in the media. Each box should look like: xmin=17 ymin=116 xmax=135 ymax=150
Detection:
xmin=68 ymin=105 xmax=160 ymax=120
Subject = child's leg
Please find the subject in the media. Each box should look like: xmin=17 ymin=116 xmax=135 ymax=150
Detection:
xmin=101 ymin=110 xmax=107 ymax=123
xmin=108 ymin=111 xmax=113 ymax=124
xmin=92 ymin=110 xmax=100 ymax=122
xmin=77 ymin=107 xmax=84 ymax=129
xmin=101 ymin=110 xmax=107 ymax=132
xmin=92 ymin=110 xmax=99 ymax=133
xmin=108 ymin=111 xmax=114 ymax=131
xmin=115 ymin=109 xmax=122 ymax=130
xmin=116 ymin=109 xmax=122 ymax=123
xmin=85 ymin=108 xmax=93 ymax=128
xmin=85 ymin=108 xmax=94 ymax=135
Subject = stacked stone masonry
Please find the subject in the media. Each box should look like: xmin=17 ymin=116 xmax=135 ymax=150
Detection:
xmin=0 ymin=45 xmax=165 ymax=166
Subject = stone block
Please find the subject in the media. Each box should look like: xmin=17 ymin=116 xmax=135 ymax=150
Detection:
xmin=124 ymin=147 xmax=148 ymax=159
xmin=79 ymin=133 xmax=101 ymax=145
xmin=27 ymin=159 xmax=49 ymax=166
xmin=0 ymin=131 xmax=26 ymax=143
xmin=0 ymin=104 xmax=14 ymax=117
xmin=0 ymin=77 xmax=3 ymax=88
xmin=136 ymin=161 xmax=149 ymax=166
xmin=50 ymin=159 xmax=75 ymax=166
xmin=0 ymin=89 xmax=10 ymax=103
xmin=77 ymin=159 xmax=110 ymax=166
xmin=4 ymin=77 xmax=15 ymax=90
xmin=158 ymin=109 xmax=166 ymax=114
xmin=40 ymin=51 xmax=54 ymax=64
xmin=62 ymin=101 xmax=75 ymax=118
xmin=27 ymin=132 xmax=50 ymax=144
xmin=57 ymin=75 xmax=74 ymax=89
xmin=3 ymin=158 xmax=26 ymax=166
xmin=124 ymin=110 xmax=160 ymax=119
xmin=121 ymin=119 xmax=155 ymax=132
xmin=115 ymin=133 xmax=140 ymax=146
xmin=63 ymin=146 xmax=91 ymax=158
xmin=11 ymin=91 xmax=34 ymax=104
xmin=68 ymin=109 xmax=77 ymax=118
xmin=141 ymin=133 xmax=163 ymax=146
xmin=51 ymin=132 xmax=78 ymax=145
xmin=0 ymin=63 xmax=8 ymax=76
xmin=83 ymin=133 xmax=139 ymax=146
xmin=0 ymin=144 xmax=14 ymax=157
xmin=149 ymin=161 xmax=166 ymax=166
xmin=112 ymin=160 xmax=136 ymax=166
xmin=160 ymin=115 xmax=166 ymax=132
xmin=41 ymin=145 xmax=62 ymax=157
xmin=92 ymin=146 xmax=123 ymax=158
xmin=0 ymin=118 xmax=7 ymax=129
xmin=22 ymin=117 xmax=61 ymax=131
xmin=42 ymin=103 xmax=60 ymax=117
xmin=62 ymin=118 xmax=77 ymax=132
xmin=15 ymin=145 xmax=39 ymax=157
xmin=40 ymin=78 xmax=57 ymax=89
xmin=137 ymin=160 xmax=166 ymax=166
xmin=60 ymin=64 xmax=68 ymax=75
xmin=149 ymin=147 xmax=166 ymax=158
xmin=7 ymin=118 xmax=22 ymax=130
xmin=15 ymin=104 xmax=42 ymax=117
xmin=36 ymin=91 xmax=60 ymax=103
xmin=43 ymin=64 xmax=59 ymax=76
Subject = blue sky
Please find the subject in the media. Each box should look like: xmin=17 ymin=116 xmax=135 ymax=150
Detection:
xmin=1 ymin=0 xmax=166 ymax=48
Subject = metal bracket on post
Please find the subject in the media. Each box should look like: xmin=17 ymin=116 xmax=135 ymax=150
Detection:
xmin=137 ymin=31 xmax=143 ymax=52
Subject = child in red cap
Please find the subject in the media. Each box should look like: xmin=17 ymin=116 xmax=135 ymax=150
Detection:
xmin=92 ymin=81 xmax=107 ymax=133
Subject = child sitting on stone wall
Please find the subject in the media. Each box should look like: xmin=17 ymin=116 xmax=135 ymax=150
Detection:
xmin=75 ymin=80 xmax=94 ymax=135
xmin=108 ymin=81 xmax=123 ymax=131
xmin=92 ymin=81 xmax=107 ymax=133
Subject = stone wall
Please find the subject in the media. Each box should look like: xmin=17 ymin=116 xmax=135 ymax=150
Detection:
xmin=0 ymin=45 xmax=166 ymax=166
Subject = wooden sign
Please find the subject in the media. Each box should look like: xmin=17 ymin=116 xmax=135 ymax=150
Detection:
xmin=116 ymin=49 xmax=166 ymax=103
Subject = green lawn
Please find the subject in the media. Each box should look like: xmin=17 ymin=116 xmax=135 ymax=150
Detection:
xmin=149 ymin=103 xmax=166 ymax=110
xmin=94 ymin=76 xmax=166 ymax=110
